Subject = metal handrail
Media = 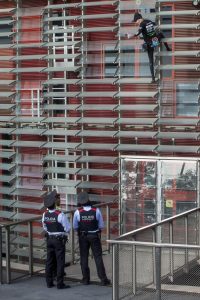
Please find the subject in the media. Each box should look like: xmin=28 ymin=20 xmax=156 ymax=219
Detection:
xmin=108 ymin=207 xmax=200 ymax=300
xmin=117 ymin=206 xmax=199 ymax=240
xmin=0 ymin=201 xmax=114 ymax=284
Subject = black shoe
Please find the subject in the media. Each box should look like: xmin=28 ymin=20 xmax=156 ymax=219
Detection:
xmin=166 ymin=47 xmax=172 ymax=51
xmin=47 ymin=283 xmax=55 ymax=288
xmin=100 ymin=278 xmax=111 ymax=286
xmin=81 ymin=279 xmax=90 ymax=285
xmin=151 ymin=78 xmax=156 ymax=83
xmin=57 ymin=284 xmax=71 ymax=289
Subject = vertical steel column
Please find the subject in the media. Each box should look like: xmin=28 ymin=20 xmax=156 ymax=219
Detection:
xmin=156 ymin=160 xmax=162 ymax=241
xmin=119 ymin=158 xmax=123 ymax=235
xmin=0 ymin=226 xmax=2 ymax=284
xmin=197 ymin=161 xmax=200 ymax=208
xmin=117 ymin=0 xmax=122 ymax=236
xmin=196 ymin=160 xmax=200 ymax=259
xmin=198 ymin=210 xmax=200 ymax=260
xmin=197 ymin=161 xmax=200 ymax=259
xmin=152 ymin=227 xmax=156 ymax=285
xmin=15 ymin=0 xmax=22 ymax=232
xmin=5 ymin=226 xmax=11 ymax=284
xmin=28 ymin=221 xmax=33 ymax=276
xmin=156 ymin=0 xmax=161 ymax=154
xmin=46 ymin=0 xmax=54 ymax=194
xmin=112 ymin=244 xmax=119 ymax=300
xmin=155 ymin=247 xmax=161 ymax=300
xmin=80 ymin=0 xmax=85 ymax=187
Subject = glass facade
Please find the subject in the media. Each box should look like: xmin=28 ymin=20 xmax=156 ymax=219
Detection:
xmin=121 ymin=157 xmax=198 ymax=233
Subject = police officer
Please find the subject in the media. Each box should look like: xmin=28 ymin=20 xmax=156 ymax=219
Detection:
xmin=133 ymin=12 xmax=171 ymax=83
xmin=73 ymin=191 xmax=111 ymax=286
xmin=42 ymin=190 xmax=71 ymax=289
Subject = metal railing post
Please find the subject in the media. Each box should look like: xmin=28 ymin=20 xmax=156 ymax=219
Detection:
xmin=184 ymin=216 xmax=189 ymax=273
xmin=106 ymin=205 xmax=110 ymax=253
xmin=198 ymin=210 xmax=200 ymax=259
xmin=155 ymin=246 xmax=161 ymax=300
xmin=132 ymin=243 xmax=136 ymax=295
xmin=152 ymin=227 xmax=156 ymax=285
xmin=169 ymin=221 xmax=174 ymax=282
xmin=5 ymin=226 xmax=11 ymax=284
xmin=112 ymin=244 xmax=119 ymax=300
xmin=28 ymin=221 xmax=33 ymax=276
xmin=0 ymin=227 xmax=2 ymax=284
xmin=70 ymin=212 xmax=75 ymax=264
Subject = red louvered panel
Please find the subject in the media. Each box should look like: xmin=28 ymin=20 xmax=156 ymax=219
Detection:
xmin=21 ymin=73 xmax=47 ymax=80
xmin=83 ymin=110 xmax=117 ymax=118
xmin=21 ymin=48 xmax=47 ymax=55
xmin=0 ymin=1 xmax=14 ymax=10
xmin=174 ymin=72 xmax=200 ymax=79
xmin=0 ymin=61 xmax=15 ymax=68
xmin=175 ymin=2 xmax=198 ymax=10
xmin=21 ymin=0 xmax=47 ymax=8
xmin=85 ymin=85 xmax=117 ymax=92
xmin=84 ymin=136 xmax=117 ymax=144
xmin=175 ymin=57 xmax=200 ymax=64
xmin=89 ymin=32 xmax=116 ymax=41
xmin=90 ymin=175 xmax=117 ymax=184
xmin=0 ymin=49 xmax=15 ymax=56
xmin=82 ymin=98 xmax=117 ymax=105
xmin=21 ymin=61 xmax=46 ymax=68
xmin=0 ymin=73 xmax=15 ymax=80
xmin=85 ymin=5 xmax=115 ymax=14
xmin=20 ymin=16 xmax=41 ymax=30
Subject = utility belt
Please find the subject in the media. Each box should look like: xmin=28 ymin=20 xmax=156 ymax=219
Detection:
xmin=47 ymin=234 xmax=68 ymax=242
xmin=79 ymin=230 xmax=101 ymax=238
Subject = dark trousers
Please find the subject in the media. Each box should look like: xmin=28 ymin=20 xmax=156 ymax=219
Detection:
xmin=46 ymin=237 xmax=65 ymax=287
xmin=78 ymin=233 xmax=107 ymax=282
xmin=157 ymin=32 xmax=171 ymax=51
xmin=147 ymin=46 xmax=155 ymax=80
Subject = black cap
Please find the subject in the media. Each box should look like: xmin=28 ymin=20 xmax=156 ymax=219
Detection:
xmin=44 ymin=190 xmax=57 ymax=208
xmin=77 ymin=191 xmax=90 ymax=205
xmin=133 ymin=12 xmax=142 ymax=22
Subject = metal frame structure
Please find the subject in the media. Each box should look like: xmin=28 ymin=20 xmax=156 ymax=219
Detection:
xmin=0 ymin=0 xmax=199 ymax=262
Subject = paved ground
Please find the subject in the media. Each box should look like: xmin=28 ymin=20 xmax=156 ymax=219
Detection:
xmin=0 ymin=275 xmax=112 ymax=300
xmin=2 ymin=254 xmax=200 ymax=300
xmin=2 ymin=275 xmax=200 ymax=300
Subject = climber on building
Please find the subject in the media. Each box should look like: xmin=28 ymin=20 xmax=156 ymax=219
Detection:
xmin=133 ymin=12 xmax=171 ymax=83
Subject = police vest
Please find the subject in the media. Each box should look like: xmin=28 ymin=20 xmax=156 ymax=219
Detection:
xmin=43 ymin=210 xmax=65 ymax=233
xmin=78 ymin=208 xmax=98 ymax=232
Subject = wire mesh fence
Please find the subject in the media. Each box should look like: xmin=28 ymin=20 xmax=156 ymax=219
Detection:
xmin=109 ymin=208 xmax=200 ymax=300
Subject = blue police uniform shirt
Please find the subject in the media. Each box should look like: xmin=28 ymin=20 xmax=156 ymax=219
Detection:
xmin=42 ymin=209 xmax=71 ymax=236
xmin=73 ymin=205 xmax=104 ymax=232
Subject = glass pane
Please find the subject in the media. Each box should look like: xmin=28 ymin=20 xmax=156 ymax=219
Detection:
xmin=121 ymin=159 xmax=157 ymax=232
xmin=161 ymin=160 xmax=197 ymax=220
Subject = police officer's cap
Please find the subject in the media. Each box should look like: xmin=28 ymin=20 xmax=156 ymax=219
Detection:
xmin=77 ymin=191 xmax=90 ymax=205
xmin=133 ymin=12 xmax=142 ymax=22
xmin=44 ymin=190 xmax=57 ymax=208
